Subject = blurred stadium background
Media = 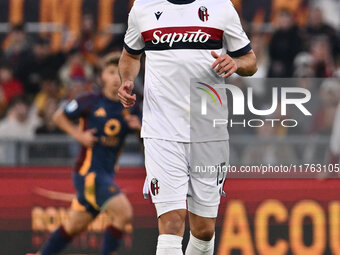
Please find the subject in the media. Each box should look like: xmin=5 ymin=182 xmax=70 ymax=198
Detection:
xmin=0 ymin=0 xmax=339 ymax=254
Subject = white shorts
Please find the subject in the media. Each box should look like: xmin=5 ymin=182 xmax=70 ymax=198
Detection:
xmin=143 ymin=138 xmax=229 ymax=218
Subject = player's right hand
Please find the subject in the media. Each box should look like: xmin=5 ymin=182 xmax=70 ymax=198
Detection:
xmin=79 ymin=128 xmax=98 ymax=148
xmin=118 ymin=80 xmax=136 ymax=108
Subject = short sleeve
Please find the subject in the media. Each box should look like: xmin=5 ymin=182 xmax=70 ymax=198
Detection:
xmin=124 ymin=6 xmax=145 ymax=55
xmin=223 ymin=3 xmax=251 ymax=58
xmin=63 ymin=95 xmax=93 ymax=120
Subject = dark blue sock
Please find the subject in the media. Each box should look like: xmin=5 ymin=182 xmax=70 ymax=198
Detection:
xmin=40 ymin=226 xmax=73 ymax=255
xmin=101 ymin=226 xmax=123 ymax=255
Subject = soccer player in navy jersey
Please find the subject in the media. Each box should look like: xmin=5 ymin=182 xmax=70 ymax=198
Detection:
xmin=36 ymin=53 xmax=141 ymax=255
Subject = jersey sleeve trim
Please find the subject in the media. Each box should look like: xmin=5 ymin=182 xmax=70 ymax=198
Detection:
xmin=124 ymin=43 xmax=144 ymax=55
xmin=167 ymin=0 xmax=195 ymax=4
xmin=227 ymin=43 xmax=252 ymax=58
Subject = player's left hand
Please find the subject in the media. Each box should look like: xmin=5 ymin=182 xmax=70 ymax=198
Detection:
xmin=211 ymin=51 xmax=238 ymax=78
xmin=125 ymin=114 xmax=141 ymax=131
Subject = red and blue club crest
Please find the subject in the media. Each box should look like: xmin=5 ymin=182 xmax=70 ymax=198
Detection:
xmin=150 ymin=178 xmax=160 ymax=196
xmin=198 ymin=6 xmax=209 ymax=22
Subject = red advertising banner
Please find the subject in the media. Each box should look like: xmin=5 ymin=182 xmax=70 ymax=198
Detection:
xmin=0 ymin=167 xmax=339 ymax=254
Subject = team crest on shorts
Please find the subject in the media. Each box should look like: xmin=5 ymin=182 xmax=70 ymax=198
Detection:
xmin=198 ymin=6 xmax=209 ymax=22
xmin=150 ymin=178 xmax=160 ymax=196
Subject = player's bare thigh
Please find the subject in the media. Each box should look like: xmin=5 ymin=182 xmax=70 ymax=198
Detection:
xmin=103 ymin=193 xmax=133 ymax=234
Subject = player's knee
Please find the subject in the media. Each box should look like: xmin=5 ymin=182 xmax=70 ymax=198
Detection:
xmin=122 ymin=221 xmax=133 ymax=235
xmin=159 ymin=210 xmax=186 ymax=235
xmin=65 ymin=227 xmax=82 ymax=237
xmin=191 ymin=227 xmax=215 ymax=241
xmin=160 ymin=218 xmax=183 ymax=235
xmin=111 ymin=210 xmax=133 ymax=234
xmin=121 ymin=213 xmax=133 ymax=232
xmin=64 ymin=223 xmax=86 ymax=237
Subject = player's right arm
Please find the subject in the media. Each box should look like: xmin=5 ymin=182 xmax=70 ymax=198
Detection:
xmin=118 ymin=4 xmax=144 ymax=108
xmin=118 ymin=49 xmax=142 ymax=108
xmin=53 ymin=98 xmax=98 ymax=148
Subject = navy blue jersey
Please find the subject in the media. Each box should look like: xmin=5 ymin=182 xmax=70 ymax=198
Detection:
xmin=64 ymin=92 xmax=136 ymax=176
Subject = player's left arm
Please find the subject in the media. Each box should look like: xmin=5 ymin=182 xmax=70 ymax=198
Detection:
xmin=213 ymin=1 xmax=257 ymax=78
xmin=211 ymin=49 xmax=257 ymax=78
xmin=234 ymin=50 xmax=257 ymax=76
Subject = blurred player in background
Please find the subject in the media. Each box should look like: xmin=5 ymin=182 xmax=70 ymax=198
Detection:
xmin=36 ymin=53 xmax=141 ymax=255
xmin=118 ymin=0 xmax=257 ymax=254
xmin=330 ymin=86 xmax=340 ymax=165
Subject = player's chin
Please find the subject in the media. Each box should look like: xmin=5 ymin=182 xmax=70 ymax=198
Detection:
xmin=110 ymin=88 xmax=120 ymax=97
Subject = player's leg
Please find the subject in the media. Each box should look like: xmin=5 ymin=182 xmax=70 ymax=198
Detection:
xmin=64 ymin=207 xmax=94 ymax=235
xmin=158 ymin=209 xmax=186 ymax=236
xmin=38 ymin=205 xmax=94 ymax=255
xmin=144 ymin=138 xmax=189 ymax=255
xmin=37 ymin=170 xmax=98 ymax=255
xmin=93 ymin=170 xmax=134 ymax=255
xmin=101 ymin=193 xmax=133 ymax=255
xmin=186 ymin=140 xmax=229 ymax=255
xmin=157 ymin=209 xmax=186 ymax=255
xmin=185 ymin=213 xmax=216 ymax=255
xmin=186 ymin=195 xmax=217 ymax=255
xmin=187 ymin=213 xmax=216 ymax=241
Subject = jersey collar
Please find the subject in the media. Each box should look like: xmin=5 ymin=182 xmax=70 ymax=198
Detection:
xmin=167 ymin=0 xmax=195 ymax=4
